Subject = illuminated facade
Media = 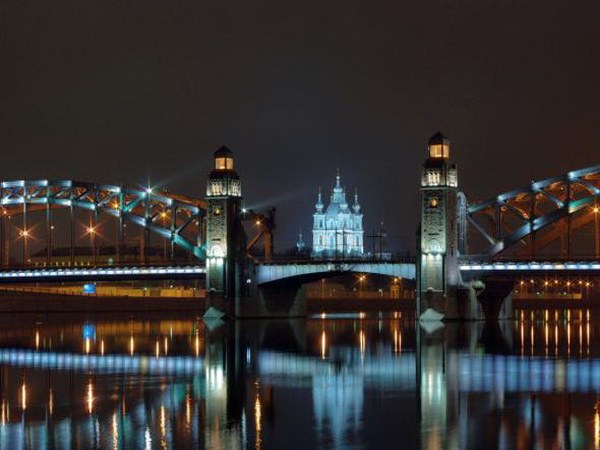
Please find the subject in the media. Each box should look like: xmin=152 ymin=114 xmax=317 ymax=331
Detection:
xmin=311 ymin=172 xmax=364 ymax=257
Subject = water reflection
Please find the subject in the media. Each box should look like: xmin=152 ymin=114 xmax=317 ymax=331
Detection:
xmin=2 ymin=310 xmax=600 ymax=447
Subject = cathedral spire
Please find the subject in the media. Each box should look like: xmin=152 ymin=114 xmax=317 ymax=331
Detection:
xmin=353 ymin=188 xmax=361 ymax=213
xmin=315 ymin=186 xmax=324 ymax=212
xmin=296 ymin=228 xmax=305 ymax=251
xmin=332 ymin=168 xmax=344 ymax=204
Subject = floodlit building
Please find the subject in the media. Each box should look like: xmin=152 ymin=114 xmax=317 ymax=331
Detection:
xmin=311 ymin=171 xmax=364 ymax=258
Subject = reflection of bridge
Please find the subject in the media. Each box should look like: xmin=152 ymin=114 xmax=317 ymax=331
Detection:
xmin=258 ymin=349 xmax=600 ymax=393
xmin=0 ymin=348 xmax=205 ymax=375
xmin=11 ymin=345 xmax=600 ymax=394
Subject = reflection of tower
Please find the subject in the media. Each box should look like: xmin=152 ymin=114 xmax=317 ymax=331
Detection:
xmin=418 ymin=133 xmax=461 ymax=317
xmin=312 ymin=371 xmax=364 ymax=449
xmin=205 ymin=147 xmax=246 ymax=311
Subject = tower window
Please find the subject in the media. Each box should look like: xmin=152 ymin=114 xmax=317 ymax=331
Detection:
xmin=215 ymin=157 xmax=234 ymax=170
xmin=211 ymin=181 xmax=223 ymax=196
xmin=429 ymin=144 xmax=450 ymax=159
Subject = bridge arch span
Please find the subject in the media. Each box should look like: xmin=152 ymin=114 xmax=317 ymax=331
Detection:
xmin=467 ymin=164 xmax=600 ymax=257
xmin=255 ymin=262 xmax=416 ymax=286
xmin=0 ymin=179 xmax=206 ymax=259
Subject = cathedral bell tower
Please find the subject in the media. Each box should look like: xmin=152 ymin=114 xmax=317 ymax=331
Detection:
xmin=418 ymin=133 xmax=461 ymax=317
xmin=205 ymin=146 xmax=245 ymax=309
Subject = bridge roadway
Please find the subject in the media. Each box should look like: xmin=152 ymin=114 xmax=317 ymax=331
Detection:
xmin=0 ymin=259 xmax=595 ymax=285
xmin=459 ymin=260 xmax=600 ymax=276
xmin=254 ymin=258 xmax=600 ymax=285
xmin=0 ymin=264 xmax=205 ymax=283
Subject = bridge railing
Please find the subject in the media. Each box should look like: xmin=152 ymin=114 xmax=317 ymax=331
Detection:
xmin=251 ymin=253 xmax=416 ymax=265
xmin=460 ymin=254 xmax=600 ymax=264
xmin=0 ymin=260 xmax=205 ymax=272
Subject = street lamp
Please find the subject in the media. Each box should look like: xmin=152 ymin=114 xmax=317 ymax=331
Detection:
xmin=19 ymin=228 xmax=31 ymax=264
xmin=19 ymin=229 xmax=30 ymax=265
xmin=86 ymin=226 xmax=97 ymax=266
xmin=359 ymin=275 xmax=366 ymax=298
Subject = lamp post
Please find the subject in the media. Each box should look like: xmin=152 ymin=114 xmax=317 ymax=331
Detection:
xmin=594 ymin=202 xmax=599 ymax=258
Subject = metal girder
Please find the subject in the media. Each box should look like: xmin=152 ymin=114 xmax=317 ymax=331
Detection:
xmin=0 ymin=179 xmax=207 ymax=259
xmin=467 ymin=164 xmax=600 ymax=257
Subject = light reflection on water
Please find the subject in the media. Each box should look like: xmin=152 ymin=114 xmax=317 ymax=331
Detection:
xmin=1 ymin=310 xmax=600 ymax=448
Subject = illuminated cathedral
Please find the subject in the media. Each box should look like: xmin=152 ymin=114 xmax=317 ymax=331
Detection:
xmin=311 ymin=171 xmax=364 ymax=257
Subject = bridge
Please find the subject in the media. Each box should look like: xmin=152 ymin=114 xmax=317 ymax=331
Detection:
xmin=0 ymin=137 xmax=597 ymax=319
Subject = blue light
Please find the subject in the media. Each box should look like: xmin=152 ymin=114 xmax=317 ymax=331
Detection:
xmin=83 ymin=323 xmax=96 ymax=340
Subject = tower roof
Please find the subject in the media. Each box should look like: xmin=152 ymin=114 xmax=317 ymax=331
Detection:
xmin=213 ymin=146 xmax=234 ymax=158
xmin=428 ymin=132 xmax=449 ymax=145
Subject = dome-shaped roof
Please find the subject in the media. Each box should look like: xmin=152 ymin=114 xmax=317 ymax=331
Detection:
xmin=428 ymin=132 xmax=449 ymax=145
xmin=213 ymin=146 xmax=234 ymax=158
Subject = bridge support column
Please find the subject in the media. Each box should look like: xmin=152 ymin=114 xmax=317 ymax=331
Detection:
xmin=204 ymin=147 xmax=246 ymax=317
xmin=418 ymin=133 xmax=476 ymax=320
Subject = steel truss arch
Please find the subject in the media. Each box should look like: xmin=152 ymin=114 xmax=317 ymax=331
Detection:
xmin=0 ymin=179 xmax=207 ymax=259
xmin=467 ymin=164 xmax=600 ymax=257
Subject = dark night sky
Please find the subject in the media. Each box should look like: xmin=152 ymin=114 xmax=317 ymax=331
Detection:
xmin=1 ymin=0 xmax=599 ymax=252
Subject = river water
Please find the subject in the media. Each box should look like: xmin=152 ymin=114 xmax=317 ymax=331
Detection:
xmin=0 ymin=308 xmax=598 ymax=449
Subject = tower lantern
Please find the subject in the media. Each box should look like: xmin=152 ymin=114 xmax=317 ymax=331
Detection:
xmin=428 ymin=132 xmax=451 ymax=159
xmin=207 ymin=146 xmax=241 ymax=198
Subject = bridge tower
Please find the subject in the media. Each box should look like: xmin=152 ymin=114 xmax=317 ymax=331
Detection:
xmin=205 ymin=146 xmax=246 ymax=313
xmin=418 ymin=133 xmax=464 ymax=318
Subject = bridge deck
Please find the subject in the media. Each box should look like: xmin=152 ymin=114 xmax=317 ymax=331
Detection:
xmin=459 ymin=260 xmax=600 ymax=275
xmin=0 ymin=265 xmax=205 ymax=283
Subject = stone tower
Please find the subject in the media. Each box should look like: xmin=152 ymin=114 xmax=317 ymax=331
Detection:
xmin=205 ymin=146 xmax=245 ymax=311
xmin=418 ymin=133 xmax=461 ymax=317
